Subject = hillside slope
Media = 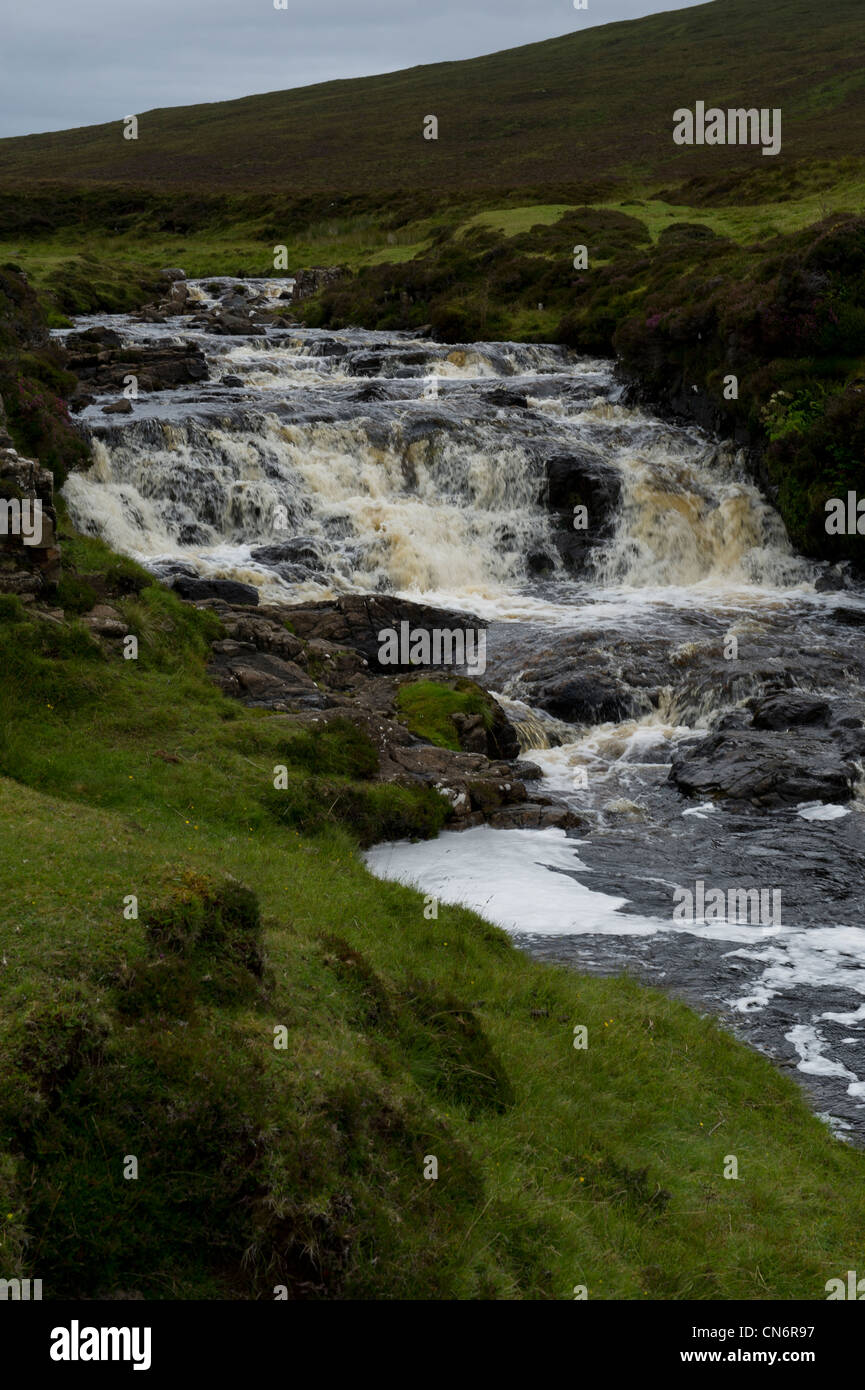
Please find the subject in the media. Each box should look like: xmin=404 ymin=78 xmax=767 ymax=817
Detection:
xmin=1 ymin=0 xmax=863 ymax=192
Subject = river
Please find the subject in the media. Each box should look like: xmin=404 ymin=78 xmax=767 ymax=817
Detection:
xmin=58 ymin=275 xmax=865 ymax=1141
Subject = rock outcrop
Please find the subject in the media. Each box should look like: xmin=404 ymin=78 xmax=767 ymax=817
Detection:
xmin=196 ymin=594 xmax=576 ymax=832
xmin=670 ymin=691 xmax=865 ymax=808
xmin=0 ymin=445 xmax=60 ymax=595
xmin=65 ymin=326 xmax=208 ymax=405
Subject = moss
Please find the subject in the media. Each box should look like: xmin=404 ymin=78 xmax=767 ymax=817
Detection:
xmin=396 ymin=678 xmax=492 ymax=751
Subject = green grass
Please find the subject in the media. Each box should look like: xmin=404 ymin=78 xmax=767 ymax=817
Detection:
xmin=395 ymin=678 xmax=494 ymax=751
xmin=458 ymin=206 xmax=576 ymax=239
xmin=3 ymin=520 xmax=865 ymax=1298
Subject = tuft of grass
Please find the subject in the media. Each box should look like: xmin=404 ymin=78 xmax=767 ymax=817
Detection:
xmin=396 ymin=678 xmax=493 ymax=751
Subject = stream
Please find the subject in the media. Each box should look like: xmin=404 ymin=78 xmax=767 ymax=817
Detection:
xmin=58 ymin=276 xmax=865 ymax=1142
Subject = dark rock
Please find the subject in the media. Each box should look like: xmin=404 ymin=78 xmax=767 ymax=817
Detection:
xmin=815 ymin=565 xmax=852 ymax=593
xmin=452 ymin=712 xmax=488 ymax=754
xmin=66 ymin=325 xmax=123 ymax=350
xmin=669 ymin=728 xmax=865 ymax=807
xmin=309 ymin=339 xmax=350 ymax=360
xmin=283 ymin=593 xmax=487 ymax=673
xmin=172 ymin=576 xmax=260 ymax=606
xmin=542 ymin=449 xmax=622 ymax=573
xmin=66 ymin=336 xmax=209 ymax=394
xmin=748 ymin=692 xmax=831 ymax=730
xmin=531 ymin=674 xmax=632 ymax=724
xmin=208 ymin=650 xmax=324 ymax=709
xmin=250 ymin=539 xmax=326 ymax=580
xmin=832 ymin=604 xmax=865 ymax=627
xmin=486 ymin=386 xmax=530 ymax=410
xmin=210 ymin=313 xmax=266 ymax=337
xmin=101 ymin=399 xmax=133 ymax=415
xmin=352 ymin=382 xmax=389 ymax=402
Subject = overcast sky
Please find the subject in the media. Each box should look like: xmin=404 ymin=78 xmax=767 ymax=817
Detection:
xmin=0 ymin=0 xmax=709 ymax=139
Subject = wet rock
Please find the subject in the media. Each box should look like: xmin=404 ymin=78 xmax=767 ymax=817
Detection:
xmin=528 ymin=673 xmax=633 ymax=724
xmin=486 ymin=386 xmax=530 ymax=410
xmin=748 ymin=691 xmax=830 ymax=730
xmin=221 ymin=375 xmax=244 ymax=387
xmin=101 ymin=399 xmax=134 ymax=415
xmin=832 ymin=603 xmax=865 ymax=627
xmin=210 ymin=312 xmax=266 ymax=337
xmin=543 ymin=449 xmax=622 ymax=574
xmin=283 ymin=593 xmax=487 ymax=672
xmin=669 ymin=728 xmax=865 ymax=807
xmin=66 ymin=325 xmax=123 ymax=351
xmin=159 ymin=268 xmax=187 ymax=282
xmin=66 ymin=335 xmax=208 ymax=395
xmin=250 ymin=538 xmax=327 ymax=582
xmin=172 ymin=576 xmax=259 ymax=606
xmin=309 ymin=338 xmax=350 ymax=360
xmin=814 ymin=564 xmax=853 ymax=592
xmin=352 ymin=382 xmax=389 ymax=402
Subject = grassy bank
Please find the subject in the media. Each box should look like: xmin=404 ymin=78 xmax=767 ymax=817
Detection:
xmin=2 ymin=514 xmax=865 ymax=1299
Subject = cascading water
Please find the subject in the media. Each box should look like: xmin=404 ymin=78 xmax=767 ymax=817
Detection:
xmin=59 ymin=278 xmax=865 ymax=1141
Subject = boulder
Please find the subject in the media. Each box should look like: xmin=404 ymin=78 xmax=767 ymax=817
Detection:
xmin=172 ymin=576 xmax=259 ymax=606
xmin=283 ymin=593 xmax=488 ymax=673
xmin=527 ymin=673 xmax=633 ymax=724
xmin=66 ymin=336 xmax=208 ymax=395
xmin=748 ymin=691 xmax=831 ymax=730
xmin=669 ymin=727 xmax=865 ymax=807
xmin=208 ymin=650 xmax=325 ymax=709
xmin=542 ymin=448 xmax=622 ymax=574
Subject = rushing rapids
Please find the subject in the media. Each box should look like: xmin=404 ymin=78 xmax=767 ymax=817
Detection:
xmin=59 ymin=278 xmax=865 ymax=1139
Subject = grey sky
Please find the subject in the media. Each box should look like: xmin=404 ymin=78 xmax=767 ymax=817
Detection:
xmin=0 ymin=0 xmax=709 ymax=139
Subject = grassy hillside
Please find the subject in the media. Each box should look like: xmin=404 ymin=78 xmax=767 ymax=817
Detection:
xmin=3 ymin=522 xmax=865 ymax=1299
xmin=0 ymin=0 xmax=863 ymax=193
